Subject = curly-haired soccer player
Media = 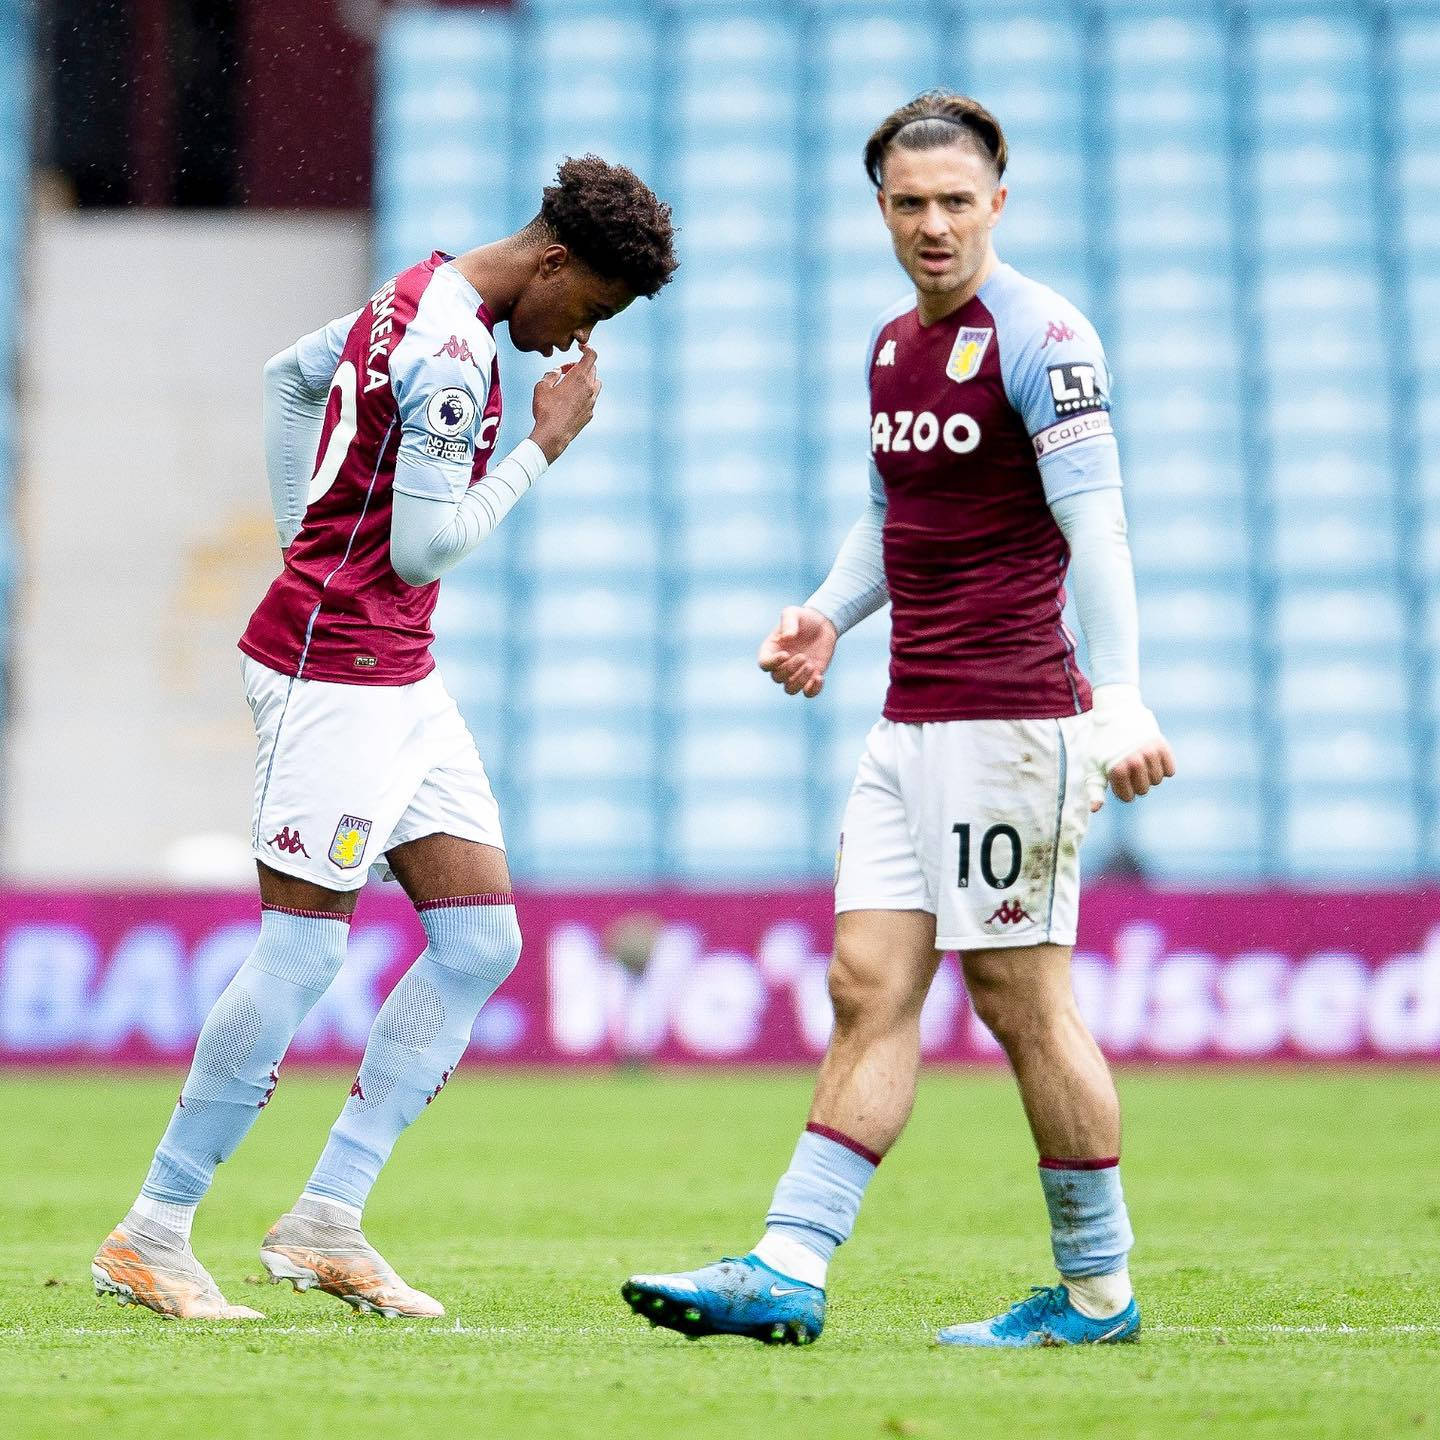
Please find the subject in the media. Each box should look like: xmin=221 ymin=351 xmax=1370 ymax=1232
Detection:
xmin=93 ymin=157 xmax=677 ymax=1320
xmin=623 ymin=95 xmax=1173 ymax=1348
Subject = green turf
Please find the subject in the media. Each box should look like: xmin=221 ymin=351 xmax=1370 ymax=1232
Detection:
xmin=2 ymin=1068 xmax=1437 ymax=1439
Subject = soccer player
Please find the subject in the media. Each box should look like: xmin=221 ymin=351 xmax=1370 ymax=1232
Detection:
xmin=92 ymin=156 xmax=677 ymax=1320
xmin=623 ymin=94 xmax=1173 ymax=1348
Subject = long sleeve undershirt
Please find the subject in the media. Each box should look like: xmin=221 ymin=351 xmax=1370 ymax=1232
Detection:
xmin=263 ymin=347 xmax=329 ymax=549
xmin=389 ymin=440 xmax=548 ymax=586
xmin=805 ymin=480 xmax=1140 ymax=690
xmin=1048 ymin=487 xmax=1140 ymax=689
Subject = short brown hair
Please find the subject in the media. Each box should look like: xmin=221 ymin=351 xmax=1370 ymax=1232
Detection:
xmin=863 ymin=91 xmax=1008 ymax=188
xmin=537 ymin=154 xmax=678 ymax=297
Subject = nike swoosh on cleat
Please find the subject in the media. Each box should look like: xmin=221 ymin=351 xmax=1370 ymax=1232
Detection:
xmin=1096 ymin=1319 xmax=1132 ymax=1342
xmin=769 ymin=1283 xmax=808 ymax=1297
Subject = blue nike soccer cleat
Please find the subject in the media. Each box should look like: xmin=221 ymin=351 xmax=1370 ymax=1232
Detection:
xmin=621 ymin=1255 xmax=825 ymax=1346
xmin=936 ymin=1284 xmax=1140 ymax=1348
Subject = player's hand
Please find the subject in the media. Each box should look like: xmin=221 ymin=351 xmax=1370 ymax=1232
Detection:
xmin=529 ymin=345 xmax=601 ymax=464
xmin=1083 ymin=684 xmax=1176 ymax=812
xmin=758 ymin=606 xmax=838 ymax=698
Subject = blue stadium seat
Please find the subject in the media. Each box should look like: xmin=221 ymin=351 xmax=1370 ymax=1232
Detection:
xmin=523 ymin=783 xmax=660 ymax=878
xmin=1282 ymin=787 xmax=1421 ymax=879
xmin=526 ymin=721 xmax=655 ymax=784
xmin=1267 ymin=504 xmax=1399 ymax=582
xmin=1277 ymin=658 xmax=1409 ymax=720
xmin=1280 ymin=718 xmax=1415 ymax=789
xmin=675 ymin=720 xmax=807 ymax=785
xmin=1143 ymin=655 xmax=1256 ymax=721
xmin=1273 ymin=585 xmax=1405 ymax=653
xmin=1129 ymin=782 xmax=1264 ymax=880
xmin=672 ymin=784 xmax=811 ymax=878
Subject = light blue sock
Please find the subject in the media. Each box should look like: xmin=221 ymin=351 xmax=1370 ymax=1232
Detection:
xmin=762 ymin=1124 xmax=880 ymax=1263
xmin=304 ymin=897 xmax=522 ymax=1212
xmin=141 ymin=908 xmax=349 ymax=1205
xmin=1037 ymin=1159 xmax=1135 ymax=1277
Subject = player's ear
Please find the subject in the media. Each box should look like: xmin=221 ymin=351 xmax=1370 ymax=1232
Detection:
xmin=874 ymin=187 xmax=887 ymax=220
xmin=538 ymin=243 xmax=570 ymax=279
xmin=988 ymin=184 xmax=1008 ymax=227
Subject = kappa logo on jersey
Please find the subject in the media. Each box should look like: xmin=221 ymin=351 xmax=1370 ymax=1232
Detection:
xmin=1041 ymin=320 xmax=1077 ymax=348
xmin=874 ymin=339 xmax=897 ymax=367
xmin=267 ymin=826 xmax=310 ymax=857
xmin=329 ymin=815 xmax=372 ymax=870
xmin=1047 ymin=362 xmax=1108 ymax=417
xmin=872 ymin=409 xmax=981 ymax=456
xmin=433 ymin=335 xmax=475 ymax=364
xmin=945 ymin=326 xmax=993 ymax=384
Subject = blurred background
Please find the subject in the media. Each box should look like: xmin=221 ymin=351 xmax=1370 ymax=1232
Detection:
xmin=2 ymin=1 xmax=1439 ymax=1067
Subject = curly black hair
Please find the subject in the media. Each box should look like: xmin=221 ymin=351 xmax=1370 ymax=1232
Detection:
xmin=537 ymin=154 xmax=678 ymax=297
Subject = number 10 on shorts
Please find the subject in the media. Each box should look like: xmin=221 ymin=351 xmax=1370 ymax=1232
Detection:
xmin=952 ymin=822 xmax=1022 ymax=890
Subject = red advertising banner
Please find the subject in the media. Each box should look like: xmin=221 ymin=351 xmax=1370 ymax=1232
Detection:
xmin=1 ymin=886 xmax=1437 ymax=1065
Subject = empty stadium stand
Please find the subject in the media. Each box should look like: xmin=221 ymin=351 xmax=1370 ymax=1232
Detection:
xmin=376 ymin=0 xmax=1438 ymax=883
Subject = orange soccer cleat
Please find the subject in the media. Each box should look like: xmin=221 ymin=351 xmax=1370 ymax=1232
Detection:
xmin=92 ymin=1211 xmax=263 ymax=1320
xmin=259 ymin=1197 xmax=444 ymax=1318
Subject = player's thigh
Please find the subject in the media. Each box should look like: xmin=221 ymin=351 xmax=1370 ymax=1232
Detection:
xmin=960 ymin=941 xmax=1077 ymax=1038
xmin=830 ymin=908 xmax=941 ymax=1027
xmin=256 ymin=860 xmax=360 ymax=916
xmin=381 ymin=672 xmax=511 ymax=903
xmin=835 ymin=720 xmax=933 ymax=918
xmin=911 ymin=715 xmax=1092 ymax=954
xmin=386 ymin=833 xmax=511 ymax=905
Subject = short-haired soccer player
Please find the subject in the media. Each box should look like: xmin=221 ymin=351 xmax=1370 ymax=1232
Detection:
xmin=624 ymin=94 xmax=1173 ymax=1348
xmin=93 ymin=156 xmax=677 ymax=1320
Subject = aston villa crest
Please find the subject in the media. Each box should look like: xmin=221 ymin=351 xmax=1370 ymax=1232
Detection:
xmin=945 ymin=326 xmax=993 ymax=384
xmin=329 ymin=814 xmax=373 ymax=870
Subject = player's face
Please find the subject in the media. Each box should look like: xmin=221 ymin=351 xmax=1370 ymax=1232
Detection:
xmin=877 ymin=144 xmax=1006 ymax=302
xmin=509 ymin=246 xmax=635 ymax=356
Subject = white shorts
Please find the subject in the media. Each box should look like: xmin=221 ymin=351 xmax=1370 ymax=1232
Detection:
xmin=834 ymin=715 xmax=1093 ymax=951
xmin=243 ymin=656 xmax=504 ymax=892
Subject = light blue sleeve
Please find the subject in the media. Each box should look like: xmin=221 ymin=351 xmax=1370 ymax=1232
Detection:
xmin=389 ymin=294 xmax=497 ymax=503
xmin=991 ymin=277 xmax=1122 ymax=504
xmin=262 ymin=308 xmax=359 ymax=548
xmin=803 ymin=306 xmax=904 ymax=634
xmin=293 ymin=310 xmax=360 ymax=394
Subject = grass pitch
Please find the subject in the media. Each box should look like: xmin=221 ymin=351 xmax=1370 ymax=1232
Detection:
xmin=2 ymin=1068 xmax=1437 ymax=1439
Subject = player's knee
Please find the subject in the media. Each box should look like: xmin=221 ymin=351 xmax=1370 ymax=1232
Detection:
xmin=828 ymin=944 xmax=914 ymax=1033
xmin=428 ymin=904 xmax=522 ymax=989
xmin=967 ymin=976 xmax=1053 ymax=1055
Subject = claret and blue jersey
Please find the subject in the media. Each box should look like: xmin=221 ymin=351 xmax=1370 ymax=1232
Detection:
xmin=240 ymin=252 xmax=505 ymax=686
xmin=866 ymin=260 xmax=1121 ymax=723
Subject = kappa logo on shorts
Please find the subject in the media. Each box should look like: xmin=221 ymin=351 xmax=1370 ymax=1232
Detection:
xmin=986 ymin=899 xmax=1034 ymax=927
xmin=329 ymin=815 xmax=373 ymax=870
xmin=267 ymin=826 xmax=311 ymax=857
